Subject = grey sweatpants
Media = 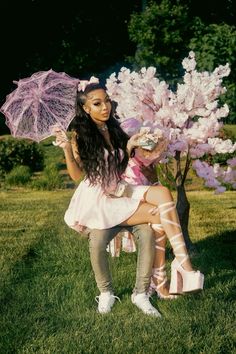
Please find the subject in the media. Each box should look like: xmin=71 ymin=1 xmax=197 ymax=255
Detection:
xmin=85 ymin=224 xmax=155 ymax=294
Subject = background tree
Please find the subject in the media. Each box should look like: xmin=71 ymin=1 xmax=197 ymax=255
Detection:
xmin=189 ymin=20 xmax=236 ymax=124
xmin=106 ymin=52 xmax=236 ymax=251
xmin=128 ymin=0 xmax=193 ymax=83
xmin=128 ymin=0 xmax=236 ymax=123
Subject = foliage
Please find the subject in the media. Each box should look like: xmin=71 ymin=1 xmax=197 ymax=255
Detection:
xmin=4 ymin=165 xmax=32 ymax=186
xmin=30 ymin=163 xmax=64 ymax=191
xmin=39 ymin=136 xmax=67 ymax=168
xmin=189 ymin=21 xmax=236 ymax=73
xmin=189 ymin=20 xmax=236 ymax=123
xmin=222 ymin=83 xmax=236 ymax=124
xmin=42 ymin=163 xmax=64 ymax=187
xmin=0 ymin=135 xmax=73 ymax=191
xmin=0 ymin=137 xmax=44 ymax=177
xmin=127 ymin=0 xmax=236 ymax=123
xmin=128 ymin=0 xmax=193 ymax=83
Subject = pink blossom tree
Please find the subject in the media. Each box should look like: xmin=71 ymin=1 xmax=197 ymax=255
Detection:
xmin=106 ymin=51 xmax=236 ymax=250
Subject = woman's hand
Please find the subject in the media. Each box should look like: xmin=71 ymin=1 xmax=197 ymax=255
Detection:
xmin=139 ymin=138 xmax=168 ymax=160
xmin=51 ymin=126 xmax=83 ymax=181
xmin=127 ymin=131 xmax=146 ymax=154
xmin=51 ymin=126 xmax=70 ymax=150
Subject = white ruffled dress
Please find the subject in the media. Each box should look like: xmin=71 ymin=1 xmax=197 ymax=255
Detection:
xmin=64 ymin=150 xmax=149 ymax=232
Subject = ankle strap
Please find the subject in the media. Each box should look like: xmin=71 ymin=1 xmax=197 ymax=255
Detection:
xmin=177 ymin=255 xmax=189 ymax=266
xmin=158 ymin=201 xmax=175 ymax=210
xmin=153 ymin=264 xmax=166 ymax=273
xmin=151 ymin=223 xmax=164 ymax=232
xmin=155 ymin=234 xmax=166 ymax=251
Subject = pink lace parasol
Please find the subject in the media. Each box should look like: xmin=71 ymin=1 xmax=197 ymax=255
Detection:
xmin=0 ymin=69 xmax=79 ymax=142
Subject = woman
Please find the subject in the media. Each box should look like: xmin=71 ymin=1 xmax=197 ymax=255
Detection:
xmin=53 ymin=80 xmax=204 ymax=315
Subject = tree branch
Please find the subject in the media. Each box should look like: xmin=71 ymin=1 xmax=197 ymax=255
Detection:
xmin=182 ymin=150 xmax=191 ymax=185
xmin=174 ymin=151 xmax=183 ymax=187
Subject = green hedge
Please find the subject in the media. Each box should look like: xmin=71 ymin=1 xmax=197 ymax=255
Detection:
xmin=4 ymin=165 xmax=32 ymax=186
xmin=0 ymin=136 xmax=44 ymax=177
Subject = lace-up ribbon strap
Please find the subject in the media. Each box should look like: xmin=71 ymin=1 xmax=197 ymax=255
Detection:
xmin=158 ymin=201 xmax=180 ymax=227
xmin=149 ymin=222 xmax=166 ymax=251
xmin=152 ymin=265 xmax=167 ymax=290
xmin=155 ymin=232 xmax=166 ymax=251
xmin=158 ymin=201 xmax=189 ymax=266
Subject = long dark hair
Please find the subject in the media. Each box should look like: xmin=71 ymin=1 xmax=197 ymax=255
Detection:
xmin=71 ymin=82 xmax=129 ymax=188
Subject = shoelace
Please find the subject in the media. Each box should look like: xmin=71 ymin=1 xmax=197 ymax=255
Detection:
xmin=95 ymin=294 xmax=121 ymax=306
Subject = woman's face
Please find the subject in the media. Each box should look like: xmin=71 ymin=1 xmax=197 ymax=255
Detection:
xmin=83 ymin=89 xmax=112 ymax=125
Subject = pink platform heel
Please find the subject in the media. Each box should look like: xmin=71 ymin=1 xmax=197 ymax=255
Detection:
xmin=169 ymin=257 xmax=204 ymax=294
xmin=157 ymin=201 xmax=204 ymax=295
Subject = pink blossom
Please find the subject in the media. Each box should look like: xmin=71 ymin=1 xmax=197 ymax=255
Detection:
xmin=227 ymin=157 xmax=236 ymax=167
xmin=208 ymin=138 xmax=236 ymax=154
xmin=120 ymin=118 xmax=142 ymax=136
xmin=182 ymin=51 xmax=196 ymax=72
xmin=105 ymin=51 xmax=234 ymax=193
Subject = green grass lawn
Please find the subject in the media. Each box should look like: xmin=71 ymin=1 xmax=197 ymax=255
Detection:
xmin=0 ymin=189 xmax=235 ymax=354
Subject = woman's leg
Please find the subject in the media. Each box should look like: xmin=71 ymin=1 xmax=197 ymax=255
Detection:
xmin=126 ymin=224 xmax=161 ymax=317
xmin=120 ymin=188 xmax=191 ymax=268
xmin=121 ymin=185 xmax=193 ymax=270
xmin=127 ymin=184 xmax=173 ymax=297
xmin=148 ymin=186 xmax=195 ymax=270
xmin=88 ymin=226 xmax=123 ymax=314
xmin=89 ymin=224 xmax=161 ymax=316
xmin=149 ymin=228 xmax=176 ymax=299
xmin=88 ymin=227 xmax=122 ymax=293
xmin=120 ymin=185 xmax=204 ymax=294
xmin=127 ymin=224 xmax=155 ymax=295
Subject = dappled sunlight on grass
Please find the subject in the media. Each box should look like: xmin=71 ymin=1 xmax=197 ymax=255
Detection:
xmin=188 ymin=191 xmax=235 ymax=242
xmin=0 ymin=189 xmax=235 ymax=353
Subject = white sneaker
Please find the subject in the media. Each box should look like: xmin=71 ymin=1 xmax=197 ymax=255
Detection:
xmin=95 ymin=291 xmax=120 ymax=314
xmin=131 ymin=293 xmax=162 ymax=317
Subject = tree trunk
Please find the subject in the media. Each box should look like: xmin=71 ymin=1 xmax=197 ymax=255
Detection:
xmin=176 ymin=184 xmax=197 ymax=254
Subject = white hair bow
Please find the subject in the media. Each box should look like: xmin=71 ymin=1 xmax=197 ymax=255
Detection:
xmin=77 ymin=76 xmax=99 ymax=92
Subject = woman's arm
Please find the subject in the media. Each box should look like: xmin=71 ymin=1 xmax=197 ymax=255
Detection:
xmin=63 ymin=142 xmax=83 ymax=182
xmin=52 ymin=128 xmax=84 ymax=182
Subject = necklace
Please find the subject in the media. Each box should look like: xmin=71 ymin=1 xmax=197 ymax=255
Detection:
xmin=97 ymin=124 xmax=108 ymax=132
